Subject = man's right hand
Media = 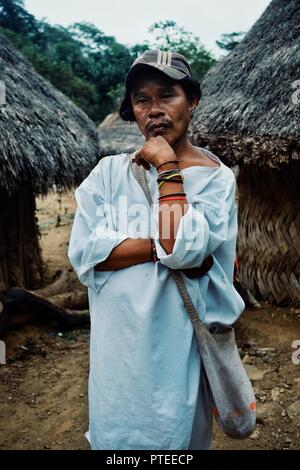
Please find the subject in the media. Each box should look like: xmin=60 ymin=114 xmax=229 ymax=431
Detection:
xmin=180 ymin=255 xmax=214 ymax=279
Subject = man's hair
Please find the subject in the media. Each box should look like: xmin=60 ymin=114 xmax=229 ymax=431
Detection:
xmin=119 ymin=70 xmax=201 ymax=122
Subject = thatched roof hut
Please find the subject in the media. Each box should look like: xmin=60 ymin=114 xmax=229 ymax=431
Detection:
xmin=98 ymin=112 xmax=145 ymax=156
xmin=0 ymin=33 xmax=99 ymax=291
xmin=189 ymin=0 xmax=300 ymax=306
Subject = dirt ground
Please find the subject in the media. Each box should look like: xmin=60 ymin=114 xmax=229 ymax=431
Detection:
xmin=0 ymin=191 xmax=300 ymax=450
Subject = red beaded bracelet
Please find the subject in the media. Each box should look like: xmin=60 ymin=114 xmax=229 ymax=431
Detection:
xmin=150 ymin=238 xmax=159 ymax=262
xmin=158 ymin=196 xmax=187 ymax=202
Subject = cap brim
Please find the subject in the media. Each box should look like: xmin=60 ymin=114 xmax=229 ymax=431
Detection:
xmin=125 ymin=63 xmax=188 ymax=88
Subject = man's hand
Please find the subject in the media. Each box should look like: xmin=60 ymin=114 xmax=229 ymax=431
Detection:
xmin=133 ymin=136 xmax=177 ymax=170
xmin=180 ymin=255 xmax=214 ymax=279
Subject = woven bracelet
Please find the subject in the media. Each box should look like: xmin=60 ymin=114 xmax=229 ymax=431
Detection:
xmin=157 ymin=169 xmax=183 ymax=177
xmin=157 ymin=171 xmax=183 ymax=182
xmin=157 ymin=173 xmax=184 ymax=185
xmin=158 ymin=192 xmax=186 ymax=200
xmin=156 ymin=160 xmax=179 ymax=171
xmin=157 ymin=176 xmax=184 ymax=183
xmin=157 ymin=178 xmax=183 ymax=183
xmin=157 ymin=168 xmax=181 ymax=177
xmin=158 ymin=176 xmax=184 ymax=190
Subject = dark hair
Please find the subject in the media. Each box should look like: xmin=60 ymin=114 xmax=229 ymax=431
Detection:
xmin=119 ymin=73 xmax=201 ymax=122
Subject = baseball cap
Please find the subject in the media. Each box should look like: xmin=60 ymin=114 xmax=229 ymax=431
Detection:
xmin=119 ymin=49 xmax=201 ymax=122
xmin=125 ymin=49 xmax=192 ymax=89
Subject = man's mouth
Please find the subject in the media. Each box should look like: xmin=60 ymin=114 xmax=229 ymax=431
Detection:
xmin=148 ymin=123 xmax=171 ymax=135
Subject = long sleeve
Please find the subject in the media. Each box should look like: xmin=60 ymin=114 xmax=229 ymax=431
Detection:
xmin=154 ymin=172 xmax=236 ymax=270
xmin=68 ymin=160 xmax=128 ymax=294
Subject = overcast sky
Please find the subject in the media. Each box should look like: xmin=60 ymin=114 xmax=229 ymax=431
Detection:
xmin=25 ymin=0 xmax=271 ymax=57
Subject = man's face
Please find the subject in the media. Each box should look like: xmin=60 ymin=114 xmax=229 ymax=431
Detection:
xmin=130 ymin=71 xmax=195 ymax=146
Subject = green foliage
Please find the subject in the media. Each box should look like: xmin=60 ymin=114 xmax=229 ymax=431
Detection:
xmin=216 ymin=32 xmax=246 ymax=52
xmin=0 ymin=2 xmax=222 ymax=123
xmin=148 ymin=20 xmax=217 ymax=80
xmin=0 ymin=0 xmax=37 ymax=35
xmin=107 ymin=83 xmax=125 ymax=110
xmin=129 ymin=43 xmax=149 ymax=59
xmin=0 ymin=1 xmax=133 ymax=123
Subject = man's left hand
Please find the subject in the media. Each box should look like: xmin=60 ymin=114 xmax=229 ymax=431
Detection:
xmin=133 ymin=136 xmax=177 ymax=170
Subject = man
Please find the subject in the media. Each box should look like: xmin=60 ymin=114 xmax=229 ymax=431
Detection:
xmin=68 ymin=50 xmax=245 ymax=450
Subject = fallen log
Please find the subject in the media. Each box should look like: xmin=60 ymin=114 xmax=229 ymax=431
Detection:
xmin=0 ymin=286 xmax=89 ymax=336
xmin=48 ymin=291 xmax=88 ymax=310
xmin=29 ymin=269 xmax=71 ymax=297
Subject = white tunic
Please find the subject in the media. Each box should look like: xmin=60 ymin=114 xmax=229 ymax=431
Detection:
xmin=68 ymin=147 xmax=245 ymax=450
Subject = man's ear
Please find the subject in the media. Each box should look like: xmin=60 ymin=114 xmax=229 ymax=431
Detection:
xmin=191 ymin=96 xmax=200 ymax=113
xmin=189 ymin=100 xmax=199 ymax=119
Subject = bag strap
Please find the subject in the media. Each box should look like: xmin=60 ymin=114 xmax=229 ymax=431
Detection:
xmin=129 ymin=153 xmax=209 ymax=335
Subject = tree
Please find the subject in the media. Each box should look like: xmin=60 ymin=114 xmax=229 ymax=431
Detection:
xmin=148 ymin=20 xmax=216 ymax=80
xmin=0 ymin=9 xmax=134 ymax=122
xmin=1 ymin=4 xmax=221 ymax=122
xmin=216 ymin=32 xmax=246 ymax=52
xmin=69 ymin=22 xmax=134 ymax=117
xmin=129 ymin=43 xmax=149 ymax=59
xmin=107 ymin=82 xmax=125 ymax=110
xmin=0 ymin=0 xmax=38 ymax=36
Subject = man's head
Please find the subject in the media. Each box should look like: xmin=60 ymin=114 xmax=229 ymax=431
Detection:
xmin=119 ymin=50 xmax=201 ymax=146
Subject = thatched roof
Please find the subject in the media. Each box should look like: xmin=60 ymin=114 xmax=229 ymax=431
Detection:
xmin=189 ymin=0 xmax=300 ymax=168
xmin=0 ymin=33 xmax=99 ymax=196
xmin=98 ymin=112 xmax=145 ymax=156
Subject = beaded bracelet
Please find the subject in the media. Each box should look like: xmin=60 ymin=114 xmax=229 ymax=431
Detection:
xmin=159 ymin=196 xmax=187 ymax=202
xmin=150 ymin=238 xmax=159 ymax=262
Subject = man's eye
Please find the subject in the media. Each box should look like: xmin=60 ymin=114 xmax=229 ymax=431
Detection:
xmin=136 ymin=98 xmax=147 ymax=104
xmin=162 ymin=94 xmax=173 ymax=98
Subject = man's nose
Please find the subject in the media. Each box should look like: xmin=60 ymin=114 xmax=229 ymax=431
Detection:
xmin=148 ymin=99 xmax=164 ymax=117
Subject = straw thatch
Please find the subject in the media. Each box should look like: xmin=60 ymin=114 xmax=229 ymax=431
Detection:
xmin=237 ymin=162 xmax=300 ymax=306
xmin=0 ymin=33 xmax=99 ymax=196
xmin=190 ymin=0 xmax=300 ymax=306
xmin=190 ymin=0 xmax=300 ymax=168
xmin=98 ymin=112 xmax=145 ymax=156
xmin=0 ymin=33 xmax=99 ymax=291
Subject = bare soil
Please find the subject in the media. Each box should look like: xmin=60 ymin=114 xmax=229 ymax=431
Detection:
xmin=0 ymin=191 xmax=299 ymax=450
